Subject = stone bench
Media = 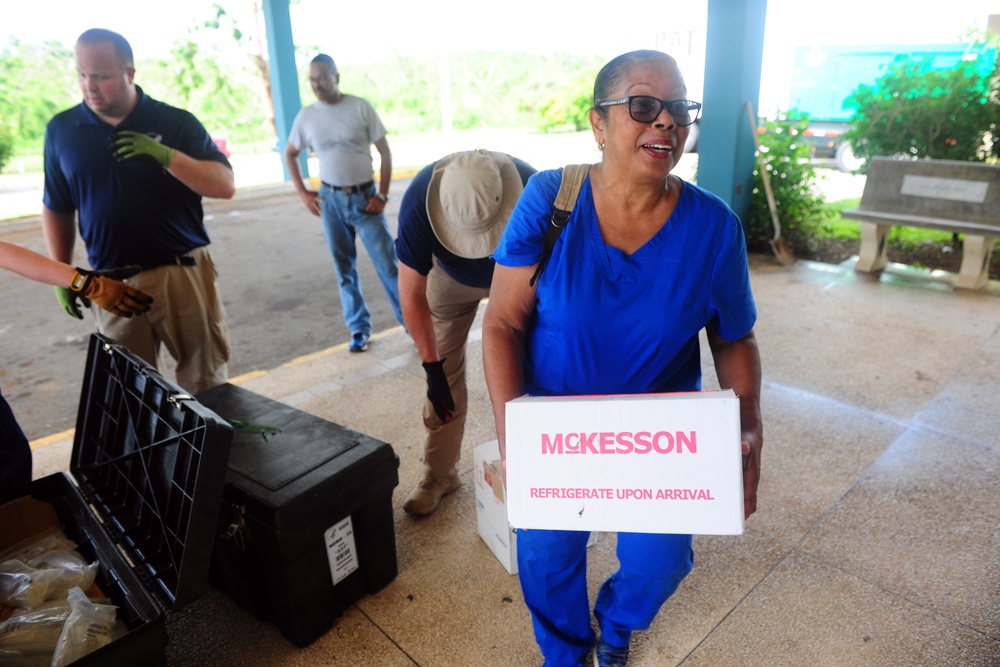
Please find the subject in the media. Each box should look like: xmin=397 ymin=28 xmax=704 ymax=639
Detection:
xmin=842 ymin=157 xmax=1000 ymax=289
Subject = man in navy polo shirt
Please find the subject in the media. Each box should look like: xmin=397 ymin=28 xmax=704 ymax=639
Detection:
xmin=42 ymin=28 xmax=236 ymax=394
xmin=396 ymin=149 xmax=536 ymax=515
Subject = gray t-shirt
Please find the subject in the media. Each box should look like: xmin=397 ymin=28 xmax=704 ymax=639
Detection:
xmin=287 ymin=95 xmax=387 ymax=186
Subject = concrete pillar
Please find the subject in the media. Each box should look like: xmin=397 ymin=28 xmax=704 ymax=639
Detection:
xmin=262 ymin=0 xmax=306 ymax=180
xmin=697 ymin=0 xmax=767 ymax=223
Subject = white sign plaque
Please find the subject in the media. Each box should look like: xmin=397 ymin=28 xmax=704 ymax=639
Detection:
xmin=325 ymin=516 xmax=359 ymax=585
xmin=900 ymin=175 xmax=989 ymax=203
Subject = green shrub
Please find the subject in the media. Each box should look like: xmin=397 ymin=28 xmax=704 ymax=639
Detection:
xmin=843 ymin=48 xmax=1000 ymax=168
xmin=746 ymin=111 xmax=832 ymax=252
xmin=0 ymin=118 xmax=14 ymax=173
xmin=538 ymin=72 xmax=594 ymax=133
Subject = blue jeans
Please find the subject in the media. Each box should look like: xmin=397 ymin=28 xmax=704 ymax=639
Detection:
xmin=319 ymin=183 xmax=404 ymax=336
xmin=517 ymin=529 xmax=694 ymax=667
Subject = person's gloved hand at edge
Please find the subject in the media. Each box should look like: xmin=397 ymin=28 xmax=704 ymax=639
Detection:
xmin=55 ymin=266 xmax=153 ymax=319
xmin=110 ymin=131 xmax=175 ymax=169
xmin=422 ymin=359 xmax=455 ymax=423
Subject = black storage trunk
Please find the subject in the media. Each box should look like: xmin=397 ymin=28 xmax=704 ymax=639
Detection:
xmin=0 ymin=333 xmax=233 ymax=665
xmin=195 ymin=382 xmax=399 ymax=648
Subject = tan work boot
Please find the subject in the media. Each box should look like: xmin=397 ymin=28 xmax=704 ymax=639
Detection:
xmin=403 ymin=476 xmax=462 ymax=516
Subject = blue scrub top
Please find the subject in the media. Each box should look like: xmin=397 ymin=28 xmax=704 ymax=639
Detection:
xmin=493 ymin=168 xmax=757 ymax=397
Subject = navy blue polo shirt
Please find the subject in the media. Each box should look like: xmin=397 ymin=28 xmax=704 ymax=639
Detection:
xmin=395 ymin=156 xmax=536 ymax=288
xmin=43 ymin=87 xmax=232 ymax=270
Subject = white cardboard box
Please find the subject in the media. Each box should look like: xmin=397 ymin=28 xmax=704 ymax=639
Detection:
xmin=474 ymin=440 xmax=597 ymax=575
xmin=505 ymin=390 xmax=744 ymax=535
xmin=474 ymin=440 xmax=518 ymax=574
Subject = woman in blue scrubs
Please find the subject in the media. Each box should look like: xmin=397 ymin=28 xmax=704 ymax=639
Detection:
xmin=483 ymin=50 xmax=763 ymax=667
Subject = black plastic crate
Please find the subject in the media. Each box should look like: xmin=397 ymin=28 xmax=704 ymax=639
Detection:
xmin=195 ymin=383 xmax=399 ymax=648
xmin=0 ymin=333 xmax=233 ymax=665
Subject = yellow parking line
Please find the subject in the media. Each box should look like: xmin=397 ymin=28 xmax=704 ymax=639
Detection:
xmin=30 ymin=429 xmax=74 ymax=450
xmin=282 ymin=326 xmax=405 ymax=367
xmin=228 ymin=369 xmax=268 ymax=384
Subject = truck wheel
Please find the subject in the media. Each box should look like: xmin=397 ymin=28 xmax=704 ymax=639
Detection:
xmin=835 ymin=142 xmax=863 ymax=173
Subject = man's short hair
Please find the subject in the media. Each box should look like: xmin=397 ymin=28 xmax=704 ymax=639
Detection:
xmin=77 ymin=28 xmax=134 ymax=70
xmin=311 ymin=53 xmax=337 ymax=73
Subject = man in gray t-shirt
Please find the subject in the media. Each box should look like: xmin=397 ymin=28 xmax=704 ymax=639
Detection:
xmin=284 ymin=53 xmax=404 ymax=352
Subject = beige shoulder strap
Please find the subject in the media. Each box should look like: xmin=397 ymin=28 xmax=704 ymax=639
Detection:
xmin=552 ymin=164 xmax=589 ymax=218
xmin=529 ymin=164 xmax=590 ymax=287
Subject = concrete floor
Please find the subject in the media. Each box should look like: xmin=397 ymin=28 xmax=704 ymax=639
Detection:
xmin=29 ymin=247 xmax=1000 ymax=666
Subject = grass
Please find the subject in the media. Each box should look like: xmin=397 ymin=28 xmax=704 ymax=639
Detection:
xmin=806 ymin=196 xmax=1000 ymax=282
xmin=815 ymin=196 xmax=975 ymax=246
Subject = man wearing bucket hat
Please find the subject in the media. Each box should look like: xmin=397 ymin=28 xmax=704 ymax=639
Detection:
xmin=396 ymin=149 xmax=536 ymax=515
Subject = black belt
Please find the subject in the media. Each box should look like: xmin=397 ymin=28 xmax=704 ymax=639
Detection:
xmin=321 ymin=180 xmax=374 ymax=194
xmin=140 ymin=255 xmax=197 ymax=271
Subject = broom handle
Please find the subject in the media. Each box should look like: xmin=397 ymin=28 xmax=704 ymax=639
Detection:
xmin=745 ymin=102 xmax=782 ymax=235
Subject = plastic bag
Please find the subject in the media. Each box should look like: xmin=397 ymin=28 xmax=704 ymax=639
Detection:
xmin=0 ymin=600 xmax=73 ymax=667
xmin=27 ymin=551 xmax=98 ymax=602
xmin=0 ymin=561 xmax=63 ymax=610
xmin=49 ymin=587 xmax=117 ymax=667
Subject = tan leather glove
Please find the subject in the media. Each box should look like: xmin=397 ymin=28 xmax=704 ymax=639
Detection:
xmin=69 ymin=268 xmax=154 ymax=318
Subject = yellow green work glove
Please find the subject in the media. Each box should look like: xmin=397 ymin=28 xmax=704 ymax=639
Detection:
xmin=68 ymin=268 xmax=154 ymax=318
xmin=55 ymin=286 xmax=89 ymax=319
xmin=110 ymin=131 xmax=175 ymax=169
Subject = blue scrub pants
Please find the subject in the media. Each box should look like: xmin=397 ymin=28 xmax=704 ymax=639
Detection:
xmin=517 ymin=529 xmax=694 ymax=667
xmin=319 ymin=183 xmax=404 ymax=336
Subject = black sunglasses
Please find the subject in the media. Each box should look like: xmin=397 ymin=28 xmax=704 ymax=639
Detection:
xmin=597 ymin=96 xmax=702 ymax=126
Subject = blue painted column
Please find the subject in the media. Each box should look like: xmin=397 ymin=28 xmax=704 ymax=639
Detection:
xmin=697 ymin=0 xmax=767 ymax=223
xmin=262 ymin=0 xmax=306 ymax=180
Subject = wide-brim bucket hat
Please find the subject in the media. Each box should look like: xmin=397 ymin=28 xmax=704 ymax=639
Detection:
xmin=426 ymin=149 xmax=523 ymax=259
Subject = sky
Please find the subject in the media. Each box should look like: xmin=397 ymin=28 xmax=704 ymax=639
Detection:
xmin=6 ymin=0 xmax=996 ymax=59
xmin=4 ymin=0 xmax=998 ymax=110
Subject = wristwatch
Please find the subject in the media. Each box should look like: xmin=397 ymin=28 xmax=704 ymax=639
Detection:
xmin=376 ymin=193 xmax=389 ymax=203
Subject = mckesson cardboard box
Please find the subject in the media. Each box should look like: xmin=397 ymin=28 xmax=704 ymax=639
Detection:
xmin=505 ymin=390 xmax=744 ymax=535
xmin=474 ymin=440 xmax=597 ymax=575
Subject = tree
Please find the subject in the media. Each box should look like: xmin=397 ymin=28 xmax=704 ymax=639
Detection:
xmin=135 ymin=1 xmax=280 ymax=146
xmin=143 ymin=38 xmax=270 ymax=145
xmin=201 ymin=1 xmax=277 ymax=139
xmin=0 ymin=38 xmax=77 ymax=155
xmin=342 ymin=52 xmax=605 ymax=136
xmin=0 ymin=117 xmax=13 ymax=172
xmin=539 ymin=71 xmax=596 ymax=133
xmin=843 ymin=47 xmax=1000 ymax=168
